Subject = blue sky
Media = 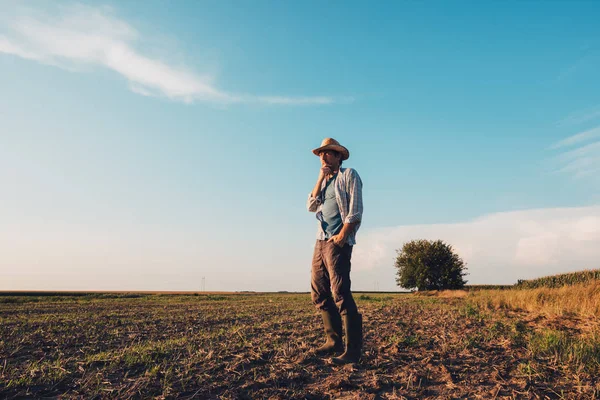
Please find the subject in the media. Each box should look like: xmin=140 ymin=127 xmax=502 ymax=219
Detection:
xmin=1 ymin=0 xmax=599 ymax=291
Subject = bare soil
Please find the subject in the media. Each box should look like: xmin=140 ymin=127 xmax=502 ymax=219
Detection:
xmin=1 ymin=293 xmax=598 ymax=399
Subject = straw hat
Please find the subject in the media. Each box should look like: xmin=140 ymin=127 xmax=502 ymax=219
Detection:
xmin=312 ymin=138 xmax=350 ymax=160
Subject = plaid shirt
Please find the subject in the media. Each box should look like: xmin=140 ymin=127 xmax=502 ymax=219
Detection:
xmin=307 ymin=167 xmax=363 ymax=245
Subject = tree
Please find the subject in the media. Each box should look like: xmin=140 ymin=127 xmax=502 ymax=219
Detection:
xmin=394 ymin=239 xmax=467 ymax=291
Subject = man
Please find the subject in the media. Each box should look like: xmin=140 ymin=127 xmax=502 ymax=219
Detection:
xmin=307 ymin=138 xmax=363 ymax=365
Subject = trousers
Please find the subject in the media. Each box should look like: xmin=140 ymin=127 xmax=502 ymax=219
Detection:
xmin=310 ymin=239 xmax=358 ymax=316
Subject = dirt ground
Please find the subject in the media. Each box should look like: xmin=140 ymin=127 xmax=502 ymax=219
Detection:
xmin=1 ymin=293 xmax=598 ymax=399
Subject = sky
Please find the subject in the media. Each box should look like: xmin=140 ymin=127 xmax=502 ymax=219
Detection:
xmin=1 ymin=0 xmax=600 ymax=292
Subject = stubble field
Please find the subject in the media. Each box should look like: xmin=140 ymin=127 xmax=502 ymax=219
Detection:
xmin=1 ymin=292 xmax=599 ymax=399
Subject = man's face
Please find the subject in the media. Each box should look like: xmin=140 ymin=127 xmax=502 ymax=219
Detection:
xmin=319 ymin=150 xmax=341 ymax=170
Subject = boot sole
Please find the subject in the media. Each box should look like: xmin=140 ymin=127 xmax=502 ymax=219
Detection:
xmin=331 ymin=357 xmax=360 ymax=365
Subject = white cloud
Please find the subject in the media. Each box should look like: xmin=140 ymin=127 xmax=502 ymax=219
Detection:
xmin=352 ymin=205 xmax=600 ymax=286
xmin=551 ymin=126 xmax=600 ymax=149
xmin=559 ymin=140 xmax=600 ymax=160
xmin=0 ymin=3 xmax=347 ymax=105
xmin=557 ymin=105 xmax=600 ymax=126
xmin=0 ymin=35 xmax=42 ymax=60
xmin=550 ymin=127 xmax=600 ymax=181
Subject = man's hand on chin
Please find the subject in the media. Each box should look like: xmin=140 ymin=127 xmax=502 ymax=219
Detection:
xmin=328 ymin=234 xmax=346 ymax=247
xmin=321 ymin=166 xmax=332 ymax=177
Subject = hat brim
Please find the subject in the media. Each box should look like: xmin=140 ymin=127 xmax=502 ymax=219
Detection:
xmin=312 ymin=144 xmax=349 ymax=160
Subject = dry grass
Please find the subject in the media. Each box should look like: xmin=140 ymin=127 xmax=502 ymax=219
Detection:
xmin=468 ymin=280 xmax=600 ymax=317
xmin=463 ymin=280 xmax=600 ymax=382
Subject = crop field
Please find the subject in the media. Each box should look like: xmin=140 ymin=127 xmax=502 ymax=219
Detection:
xmin=1 ymin=292 xmax=599 ymax=399
xmin=516 ymin=269 xmax=600 ymax=289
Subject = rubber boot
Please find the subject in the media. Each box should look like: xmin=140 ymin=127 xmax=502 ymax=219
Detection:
xmin=332 ymin=313 xmax=362 ymax=364
xmin=315 ymin=309 xmax=344 ymax=355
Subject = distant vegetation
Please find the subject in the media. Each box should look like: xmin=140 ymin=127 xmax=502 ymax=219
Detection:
xmin=465 ymin=285 xmax=514 ymax=291
xmin=515 ymin=269 xmax=600 ymax=289
xmin=395 ymin=239 xmax=467 ymax=291
xmin=463 ymin=269 xmax=600 ymax=292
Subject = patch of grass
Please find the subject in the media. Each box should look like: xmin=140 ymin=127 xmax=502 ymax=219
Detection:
xmin=490 ymin=320 xmax=507 ymax=334
xmin=7 ymin=358 xmax=71 ymax=388
xmin=462 ymin=333 xmax=484 ymax=349
xmin=402 ymin=334 xmax=420 ymax=347
xmin=0 ymin=297 xmax=40 ymax=304
xmin=388 ymin=333 xmax=420 ymax=347
xmin=86 ymin=337 xmax=189 ymax=367
xmin=516 ymin=361 xmax=545 ymax=380
xmin=529 ymin=329 xmax=600 ymax=372
xmin=203 ymin=295 xmax=228 ymax=301
xmin=509 ymin=320 xmax=528 ymax=347
xmin=358 ymin=294 xmax=393 ymax=302
xmin=460 ymin=303 xmax=481 ymax=319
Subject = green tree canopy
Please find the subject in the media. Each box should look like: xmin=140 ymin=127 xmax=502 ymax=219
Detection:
xmin=395 ymin=239 xmax=467 ymax=291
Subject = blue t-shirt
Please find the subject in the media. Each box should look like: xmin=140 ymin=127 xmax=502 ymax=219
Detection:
xmin=321 ymin=174 xmax=343 ymax=238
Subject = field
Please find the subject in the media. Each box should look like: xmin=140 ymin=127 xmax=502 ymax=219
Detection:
xmin=1 ymin=292 xmax=599 ymax=399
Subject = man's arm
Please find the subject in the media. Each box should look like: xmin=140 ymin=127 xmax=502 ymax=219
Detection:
xmin=307 ymin=168 xmax=330 ymax=212
xmin=337 ymin=222 xmax=358 ymax=241
xmin=311 ymin=172 xmax=326 ymax=199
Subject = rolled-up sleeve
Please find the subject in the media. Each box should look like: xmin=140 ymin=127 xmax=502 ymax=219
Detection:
xmin=344 ymin=169 xmax=363 ymax=224
xmin=307 ymin=194 xmax=321 ymax=212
